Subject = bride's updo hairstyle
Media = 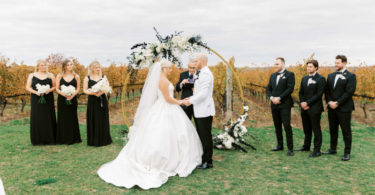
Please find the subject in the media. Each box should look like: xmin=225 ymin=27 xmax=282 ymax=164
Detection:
xmin=160 ymin=59 xmax=172 ymax=72
xmin=160 ymin=59 xmax=172 ymax=68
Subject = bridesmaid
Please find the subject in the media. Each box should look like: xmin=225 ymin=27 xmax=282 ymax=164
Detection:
xmin=83 ymin=61 xmax=112 ymax=147
xmin=26 ymin=60 xmax=57 ymax=145
xmin=55 ymin=59 xmax=82 ymax=145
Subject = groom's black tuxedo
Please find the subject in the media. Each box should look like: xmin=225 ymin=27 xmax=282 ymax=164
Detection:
xmin=176 ymin=71 xmax=196 ymax=120
xmin=325 ymin=69 xmax=356 ymax=154
xmin=299 ymin=73 xmax=326 ymax=152
xmin=266 ymin=69 xmax=295 ymax=150
xmin=266 ymin=70 xmax=295 ymax=109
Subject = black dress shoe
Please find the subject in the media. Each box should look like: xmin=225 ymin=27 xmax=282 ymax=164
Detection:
xmin=287 ymin=150 xmax=294 ymax=156
xmin=323 ymin=149 xmax=337 ymax=155
xmin=271 ymin=147 xmax=284 ymax=151
xmin=295 ymin=146 xmax=310 ymax=151
xmin=207 ymin=162 xmax=213 ymax=168
xmin=197 ymin=162 xmax=209 ymax=169
xmin=342 ymin=154 xmax=350 ymax=161
xmin=309 ymin=151 xmax=321 ymax=157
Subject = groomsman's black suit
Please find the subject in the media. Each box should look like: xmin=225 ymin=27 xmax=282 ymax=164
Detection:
xmin=176 ymin=71 xmax=196 ymax=120
xmin=299 ymin=73 xmax=326 ymax=152
xmin=266 ymin=69 xmax=295 ymax=151
xmin=325 ymin=69 xmax=356 ymax=154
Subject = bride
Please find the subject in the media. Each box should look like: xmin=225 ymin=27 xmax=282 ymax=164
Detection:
xmin=97 ymin=59 xmax=203 ymax=190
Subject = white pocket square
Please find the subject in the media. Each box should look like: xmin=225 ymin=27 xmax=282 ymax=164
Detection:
xmin=307 ymin=78 xmax=316 ymax=85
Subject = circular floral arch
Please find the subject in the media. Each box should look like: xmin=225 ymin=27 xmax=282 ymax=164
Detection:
xmin=121 ymin=28 xmax=245 ymax=130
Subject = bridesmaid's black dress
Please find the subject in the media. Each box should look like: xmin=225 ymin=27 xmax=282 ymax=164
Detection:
xmin=30 ymin=75 xmax=56 ymax=145
xmin=86 ymin=76 xmax=112 ymax=146
xmin=56 ymin=77 xmax=82 ymax=145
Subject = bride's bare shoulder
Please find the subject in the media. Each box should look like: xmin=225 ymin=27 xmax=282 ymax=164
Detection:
xmin=158 ymin=77 xmax=171 ymax=89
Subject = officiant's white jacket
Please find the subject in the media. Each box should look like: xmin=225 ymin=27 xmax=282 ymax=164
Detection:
xmin=189 ymin=66 xmax=215 ymax=118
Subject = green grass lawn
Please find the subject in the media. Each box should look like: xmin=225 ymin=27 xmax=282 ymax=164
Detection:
xmin=0 ymin=119 xmax=374 ymax=194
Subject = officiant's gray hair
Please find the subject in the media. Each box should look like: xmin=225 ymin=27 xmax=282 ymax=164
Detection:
xmin=160 ymin=59 xmax=172 ymax=68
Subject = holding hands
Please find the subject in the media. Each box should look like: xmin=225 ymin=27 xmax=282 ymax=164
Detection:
xmin=328 ymin=101 xmax=339 ymax=109
xmin=271 ymin=97 xmax=281 ymax=105
xmin=300 ymin=102 xmax=310 ymax=110
xmin=179 ymin=98 xmax=191 ymax=106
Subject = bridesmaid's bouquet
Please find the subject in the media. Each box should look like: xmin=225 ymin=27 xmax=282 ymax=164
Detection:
xmin=88 ymin=78 xmax=112 ymax=108
xmin=88 ymin=78 xmax=112 ymax=95
xmin=36 ymin=84 xmax=50 ymax=104
xmin=61 ymin=85 xmax=76 ymax=105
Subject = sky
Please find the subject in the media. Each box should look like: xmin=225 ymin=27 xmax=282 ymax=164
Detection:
xmin=1 ymin=0 xmax=375 ymax=67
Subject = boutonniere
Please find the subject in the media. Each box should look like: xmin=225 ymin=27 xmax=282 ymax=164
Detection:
xmin=307 ymin=78 xmax=316 ymax=86
xmin=194 ymin=74 xmax=199 ymax=80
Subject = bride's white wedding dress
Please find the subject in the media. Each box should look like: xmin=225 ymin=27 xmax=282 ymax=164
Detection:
xmin=0 ymin=177 xmax=5 ymax=195
xmin=97 ymin=81 xmax=203 ymax=190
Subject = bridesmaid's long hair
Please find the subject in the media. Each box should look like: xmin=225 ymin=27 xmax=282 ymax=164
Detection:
xmin=61 ymin=59 xmax=77 ymax=76
xmin=35 ymin=59 xmax=48 ymax=73
xmin=87 ymin=60 xmax=102 ymax=77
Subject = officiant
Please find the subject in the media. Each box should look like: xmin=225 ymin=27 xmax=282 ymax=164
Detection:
xmin=176 ymin=59 xmax=199 ymax=121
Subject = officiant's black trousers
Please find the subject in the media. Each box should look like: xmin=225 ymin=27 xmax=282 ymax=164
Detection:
xmin=271 ymin=106 xmax=293 ymax=150
xmin=195 ymin=116 xmax=213 ymax=163
xmin=301 ymin=110 xmax=322 ymax=152
xmin=328 ymin=109 xmax=352 ymax=154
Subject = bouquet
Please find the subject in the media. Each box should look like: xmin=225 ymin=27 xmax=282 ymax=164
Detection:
xmin=88 ymin=78 xmax=112 ymax=108
xmin=87 ymin=78 xmax=112 ymax=94
xmin=213 ymin=106 xmax=257 ymax=153
xmin=60 ymin=85 xmax=76 ymax=105
xmin=36 ymin=84 xmax=50 ymax=104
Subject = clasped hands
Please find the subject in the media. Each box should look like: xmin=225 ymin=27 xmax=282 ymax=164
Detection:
xmin=271 ymin=97 xmax=281 ymax=105
xmin=300 ymin=102 xmax=310 ymax=110
xmin=179 ymin=98 xmax=191 ymax=106
xmin=328 ymin=101 xmax=339 ymax=109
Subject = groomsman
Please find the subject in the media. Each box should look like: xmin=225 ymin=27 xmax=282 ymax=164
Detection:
xmin=176 ymin=59 xmax=198 ymax=120
xmin=297 ymin=60 xmax=326 ymax=157
xmin=324 ymin=55 xmax=356 ymax=161
xmin=266 ymin=57 xmax=295 ymax=156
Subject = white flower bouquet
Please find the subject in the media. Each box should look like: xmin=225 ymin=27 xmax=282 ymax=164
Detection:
xmin=127 ymin=28 xmax=207 ymax=68
xmin=61 ymin=85 xmax=76 ymax=105
xmin=36 ymin=84 xmax=50 ymax=104
xmin=88 ymin=78 xmax=112 ymax=108
xmin=213 ymin=106 xmax=256 ymax=152
xmin=88 ymin=78 xmax=112 ymax=95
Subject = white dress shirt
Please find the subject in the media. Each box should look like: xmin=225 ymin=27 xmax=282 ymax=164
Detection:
xmin=334 ymin=68 xmax=346 ymax=88
xmin=270 ymin=68 xmax=285 ymax=101
xmin=276 ymin=68 xmax=286 ymax=86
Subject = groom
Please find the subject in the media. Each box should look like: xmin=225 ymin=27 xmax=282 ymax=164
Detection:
xmin=183 ymin=53 xmax=215 ymax=169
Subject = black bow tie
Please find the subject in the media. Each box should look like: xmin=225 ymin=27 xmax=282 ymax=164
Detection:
xmin=188 ymin=74 xmax=193 ymax=79
xmin=336 ymin=72 xmax=343 ymax=75
xmin=277 ymin=72 xmax=284 ymax=76
xmin=308 ymin=75 xmax=314 ymax=78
